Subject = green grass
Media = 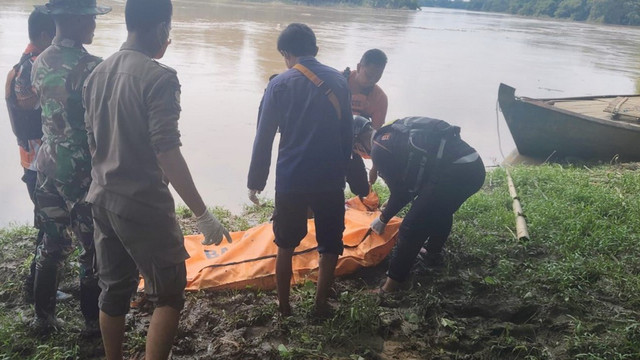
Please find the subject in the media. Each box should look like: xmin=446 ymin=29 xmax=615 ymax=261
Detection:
xmin=471 ymin=166 xmax=640 ymax=302
xmin=453 ymin=165 xmax=640 ymax=359
xmin=273 ymin=280 xmax=382 ymax=359
xmin=0 ymin=225 xmax=37 ymax=303
xmin=1 ymin=164 xmax=640 ymax=359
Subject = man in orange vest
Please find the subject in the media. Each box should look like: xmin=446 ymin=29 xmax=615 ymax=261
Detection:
xmin=346 ymin=49 xmax=388 ymax=184
xmin=3 ymin=9 xmax=69 ymax=305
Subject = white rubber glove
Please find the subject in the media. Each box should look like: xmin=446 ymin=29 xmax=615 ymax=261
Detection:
xmin=370 ymin=216 xmax=387 ymax=235
xmin=196 ymin=210 xmax=232 ymax=245
xmin=380 ymin=200 xmax=389 ymax=213
xmin=248 ymin=189 xmax=261 ymax=205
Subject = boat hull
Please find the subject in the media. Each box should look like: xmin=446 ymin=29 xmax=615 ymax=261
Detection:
xmin=498 ymin=83 xmax=640 ymax=161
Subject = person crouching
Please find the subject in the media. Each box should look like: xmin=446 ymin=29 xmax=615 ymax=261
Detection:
xmin=362 ymin=117 xmax=486 ymax=293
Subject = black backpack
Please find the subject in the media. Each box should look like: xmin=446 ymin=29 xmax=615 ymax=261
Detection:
xmin=5 ymin=53 xmax=43 ymax=146
xmin=375 ymin=117 xmax=461 ymax=193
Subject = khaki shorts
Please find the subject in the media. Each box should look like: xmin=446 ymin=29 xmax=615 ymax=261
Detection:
xmin=92 ymin=205 xmax=189 ymax=316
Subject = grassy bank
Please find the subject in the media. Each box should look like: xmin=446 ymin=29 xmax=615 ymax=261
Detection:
xmin=1 ymin=164 xmax=639 ymax=359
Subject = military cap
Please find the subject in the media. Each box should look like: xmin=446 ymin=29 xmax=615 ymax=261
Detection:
xmin=35 ymin=0 xmax=111 ymax=16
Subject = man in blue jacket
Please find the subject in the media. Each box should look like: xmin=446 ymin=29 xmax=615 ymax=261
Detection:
xmin=248 ymin=23 xmax=352 ymax=316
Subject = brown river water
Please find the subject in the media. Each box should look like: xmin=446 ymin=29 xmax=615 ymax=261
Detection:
xmin=2 ymin=0 xmax=640 ymax=225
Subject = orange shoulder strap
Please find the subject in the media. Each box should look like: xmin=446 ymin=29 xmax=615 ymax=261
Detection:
xmin=293 ymin=63 xmax=342 ymax=120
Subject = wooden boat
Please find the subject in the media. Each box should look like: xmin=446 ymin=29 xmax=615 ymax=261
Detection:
xmin=498 ymin=83 xmax=640 ymax=161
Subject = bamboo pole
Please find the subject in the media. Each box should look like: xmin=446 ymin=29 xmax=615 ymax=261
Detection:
xmin=505 ymin=167 xmax=530 ymax=241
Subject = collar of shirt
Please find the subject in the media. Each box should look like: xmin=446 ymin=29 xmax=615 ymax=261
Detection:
xmin=297 ymin=56 xmax=318 ymax=65
xmin=119 ymin=40 xmax=149 ymax=54
xmin=52 ymin=36 xmax=83 ymax=49
xmin=23 ymin=43 xmax=43 ymax=57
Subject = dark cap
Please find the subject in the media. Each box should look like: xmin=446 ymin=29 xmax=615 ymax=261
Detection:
xmin=353 ymin=115 xmax=373 ymax=138
xmin=34 ymin=0 xmax=111 ymax=16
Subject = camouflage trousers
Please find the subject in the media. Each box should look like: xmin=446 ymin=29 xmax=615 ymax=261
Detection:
xmin=34 ymin=171 xmax=96 ymax=284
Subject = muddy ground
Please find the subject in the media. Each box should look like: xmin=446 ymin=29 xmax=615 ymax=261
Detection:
xmin=0 ymin=229 xmax=600 ymax=360
xmin=3 ymin=167 xmax=638 ymax=360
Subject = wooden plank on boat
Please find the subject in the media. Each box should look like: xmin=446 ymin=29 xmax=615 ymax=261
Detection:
xmin=604 ymin=96 xmax=640 ymax=119
xmin=551 ymin=99 xmax=613 ymax=121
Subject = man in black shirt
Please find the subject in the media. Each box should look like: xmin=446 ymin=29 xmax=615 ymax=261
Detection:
xmin=363 ymin=117 xmax=486 ymax=293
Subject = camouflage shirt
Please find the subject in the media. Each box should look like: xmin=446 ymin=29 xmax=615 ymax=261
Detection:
xmin=31 ymin=37 xmax=102 ymax=189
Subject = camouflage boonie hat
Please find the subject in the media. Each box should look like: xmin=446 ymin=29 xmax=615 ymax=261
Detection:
xmin=35 ymin=0 xmax=111 ymax=16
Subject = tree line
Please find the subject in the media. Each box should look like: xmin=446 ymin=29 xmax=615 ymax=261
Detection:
xmin=287 ymin=0 xmax=420 ymax=10
xmin=419 ymin=0 xmax=640 ymax=26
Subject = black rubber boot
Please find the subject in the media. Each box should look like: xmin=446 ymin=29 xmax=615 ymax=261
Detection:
xmin=32 ymin=265 xmax=62 ymax=333
xmin=24 ymin=230 xmax=44 ymax=304
xmin=80 ymin=275 xmax=100 ymax=329
xmin=79 ymin=276 xmax=101 ymax=337
xmin=24 ymin=273 xmax=35 ymax=304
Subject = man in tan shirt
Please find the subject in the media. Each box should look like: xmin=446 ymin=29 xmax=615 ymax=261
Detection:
xmin=83 ymin=0 xmax=230 ymax=358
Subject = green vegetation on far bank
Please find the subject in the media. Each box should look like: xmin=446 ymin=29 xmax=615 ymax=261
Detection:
xmin=1 ymin=163 xmax=640 ymax=359
xmin=255 ymin=0 xmax=420 ymax=10
xmin=420 ymin=0 xmax=640 ymax=26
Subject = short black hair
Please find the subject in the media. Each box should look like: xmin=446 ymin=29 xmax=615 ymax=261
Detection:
xmin=125 ymin=0 xmax=173 ymax=32
xmin=360 ymin=49 xmax=387 ymax=67
xmin=28 ymin=10 xmax=55 ymax=43
xmin=277 ymin=23 xmax=317 ymax=57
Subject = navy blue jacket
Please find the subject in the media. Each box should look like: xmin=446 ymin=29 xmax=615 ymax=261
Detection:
xmin=248 ymin=56 xmax=353 ymax=193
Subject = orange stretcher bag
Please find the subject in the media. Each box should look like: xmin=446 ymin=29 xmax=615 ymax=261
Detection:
xmin=152 ymin=196 xmax=400 ymax=291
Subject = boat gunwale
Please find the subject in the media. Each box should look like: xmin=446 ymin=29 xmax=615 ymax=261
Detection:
xmin=513 ymin=95 xmax=640 ymax=131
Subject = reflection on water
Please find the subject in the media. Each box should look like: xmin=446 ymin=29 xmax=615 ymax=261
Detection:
xmin=1 ymin=0 xmax=640 ymax=225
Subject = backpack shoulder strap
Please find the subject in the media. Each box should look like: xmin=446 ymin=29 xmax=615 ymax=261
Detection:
xmin=293 ymin=63 xmax=342 ymax=120
xmin=7 ymin=52 xmax=36 ymax=100
xmin=5 ymin=68 xmax=16 ymax=103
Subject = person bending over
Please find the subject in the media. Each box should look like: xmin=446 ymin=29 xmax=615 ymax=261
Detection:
xmin=363 ymin=117 xmax=485 ymax=293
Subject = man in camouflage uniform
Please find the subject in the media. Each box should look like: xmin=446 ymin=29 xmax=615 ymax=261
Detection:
xmin=31 ymin=0 xmax=110 ymax=333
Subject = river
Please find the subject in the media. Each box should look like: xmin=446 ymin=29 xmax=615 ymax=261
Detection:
xmin=1 ymin=0 xmax=640 ymax=226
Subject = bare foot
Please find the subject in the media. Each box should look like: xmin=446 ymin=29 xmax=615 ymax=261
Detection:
xmin=311 ymin=302 xmax=335 ymax=319
xmin=278 ymin=303 xmax=292 ymax=317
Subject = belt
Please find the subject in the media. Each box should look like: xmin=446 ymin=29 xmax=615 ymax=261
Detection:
xmin=452 ymin=151 xmax=479 ymax=164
